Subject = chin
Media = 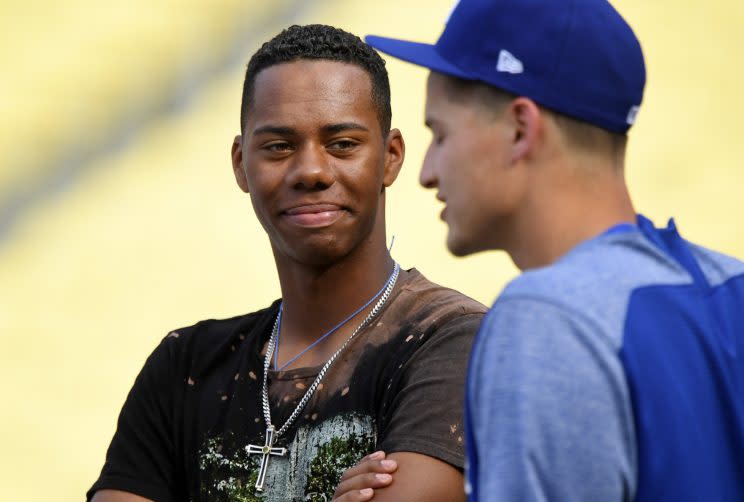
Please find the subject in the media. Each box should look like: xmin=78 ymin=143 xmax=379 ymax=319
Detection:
xmin=446 ymin=233 xmax=477 ymax=257
xmin=279 ymin=236 xmax=356 ymax=267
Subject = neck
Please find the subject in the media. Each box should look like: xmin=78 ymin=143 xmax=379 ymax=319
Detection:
xmin=508 ymin=155 xmax=636 ymax=270
xmin=273 ymin=238 xmax=395 ymax=346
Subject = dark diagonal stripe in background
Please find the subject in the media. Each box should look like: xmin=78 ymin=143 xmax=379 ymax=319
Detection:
xmin=0 ymin=0 xmax=319 ymax=245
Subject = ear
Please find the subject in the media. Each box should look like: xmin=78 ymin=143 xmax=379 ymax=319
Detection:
xmin=382 ymin=128 xmax=405 ymax=187
xmin=507 ymin=97 xmax=543 ymax=163
xmin=231 ymin=135 xmax=250 ymax=193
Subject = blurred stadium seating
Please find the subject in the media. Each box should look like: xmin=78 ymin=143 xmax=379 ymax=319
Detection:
xmin=0 ymin=1 xmax=314 ymax=498
xmin=0 ymin=0 xmax=309 ymax=239
xmin=1 ymin=0 xmax=742 ymax=499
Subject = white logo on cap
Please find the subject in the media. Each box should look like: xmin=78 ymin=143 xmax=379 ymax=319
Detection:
xmin=496 ymin=50 xmax=523 ymax=74
xmin=626 ymin=105 xmax=640 ymax=125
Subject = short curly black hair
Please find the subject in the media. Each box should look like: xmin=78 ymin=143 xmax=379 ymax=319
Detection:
xmin=241 ymin=24 xmax=391 ymax=136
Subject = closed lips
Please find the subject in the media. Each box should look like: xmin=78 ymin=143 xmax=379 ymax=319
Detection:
xmin=281 ymin=203 xmax=348 ymax=227
xmin=283 ymin=203 xmax=344 ymax=215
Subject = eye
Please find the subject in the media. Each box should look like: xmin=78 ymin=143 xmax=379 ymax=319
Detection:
xmin=327 ymin=139 xmax=360 ymax=153
xmin=428 ymin=127 xmax=445 ymax=146
xmin=263 ymin=141 xmax=293 ymax=153
xmin=326 ymin=138 xmax=361 ymax=158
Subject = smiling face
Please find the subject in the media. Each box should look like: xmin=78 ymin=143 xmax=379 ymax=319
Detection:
xmin=420 ymin=72 xmax=528 ymax=256
xmin=232 ymin=60 xmax=403 ymax=267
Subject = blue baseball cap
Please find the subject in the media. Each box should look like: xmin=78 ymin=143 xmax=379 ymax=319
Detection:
xmin=366 ymin=0 xmax=646 ymax=133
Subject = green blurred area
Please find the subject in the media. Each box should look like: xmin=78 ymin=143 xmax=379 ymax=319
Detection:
xmin=1 ymin=1 xmax=742 ymax=499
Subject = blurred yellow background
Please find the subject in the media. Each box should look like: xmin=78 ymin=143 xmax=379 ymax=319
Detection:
xmin=1 ymin=0 xmax=742 ymax=499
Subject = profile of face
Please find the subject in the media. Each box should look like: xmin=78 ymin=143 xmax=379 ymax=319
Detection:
xmin=232 ymin=60 xmax=404 ymax=266
xmin=420 ymin=72 xmax=528 ymax=257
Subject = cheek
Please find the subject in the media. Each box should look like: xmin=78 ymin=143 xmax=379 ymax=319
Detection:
xmin=343 ymin=157 xmax=384 ymax=194
xmin=245 ymin=169 xmax=283 ymax=221
xmin=446 ymin=141 xmax=499 ymax=206
xmin=436 ymin=138 xmax=471 ymax=186
xmin=246 ymin=164 xmax=282 ymax=196
xmin=467 ymin=129 xmax=507 ymax=178
xmin=248 ymin=192 xmax=273 ymax=231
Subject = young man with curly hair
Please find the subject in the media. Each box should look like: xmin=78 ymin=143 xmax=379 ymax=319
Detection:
xmin=88 ymin=24 xmax=485 ymax=502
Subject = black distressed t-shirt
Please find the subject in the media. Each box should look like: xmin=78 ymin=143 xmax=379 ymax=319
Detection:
xmin=88 ymin=269 xmax=486 ymax=501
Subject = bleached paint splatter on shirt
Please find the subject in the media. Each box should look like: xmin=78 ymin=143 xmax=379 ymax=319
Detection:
xmin=88 ymin=269 xmax=486 ymax=502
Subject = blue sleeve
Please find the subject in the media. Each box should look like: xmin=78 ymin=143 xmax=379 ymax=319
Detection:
xmin=467 ymin=297 xmax=637 ymax=501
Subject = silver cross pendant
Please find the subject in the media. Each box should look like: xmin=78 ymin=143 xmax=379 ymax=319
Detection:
xmin=246 ymin=425 xmax=288 ymax=491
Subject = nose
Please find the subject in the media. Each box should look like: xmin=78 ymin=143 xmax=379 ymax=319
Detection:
xmin=286 ymin=143 xmax=335 ymax=190
xmin=419 ymin=143 xmax=439 ymax=189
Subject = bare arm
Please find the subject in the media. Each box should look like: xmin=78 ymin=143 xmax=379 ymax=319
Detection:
xmin=334 ymin=451 xmax=465 ymax=502
xmin=333 ymin=312 xmax=482 ymax=501
xmin=375 ymin=452 xmax=464 ymax=502
xmin=90 ymin=489 xmax=154 ymax=502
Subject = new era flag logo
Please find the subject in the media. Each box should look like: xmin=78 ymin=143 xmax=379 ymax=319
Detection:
xmin=626 ymin=105 xmax=640 ymax=125
xmin=497 ymin=50 xmax=523 ymax=74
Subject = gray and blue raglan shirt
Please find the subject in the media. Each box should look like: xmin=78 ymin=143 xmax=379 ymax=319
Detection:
xmin=465 ymin=215 xmax=744 ymax=501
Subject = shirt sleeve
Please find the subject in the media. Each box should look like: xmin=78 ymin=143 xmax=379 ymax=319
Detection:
xmin=87 ymin=335 xmax=182 ymax=502
xmin=467 ymin=297 xmax=637 ymax=501
xmin=378 ymin=312 xmax=482 ymax=469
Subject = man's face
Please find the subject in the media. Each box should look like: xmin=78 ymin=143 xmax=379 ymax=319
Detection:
xmin=421 ymin=72 xmax=525 ymax=256
xmin=233 ymin=60 xmax=402 ymax=266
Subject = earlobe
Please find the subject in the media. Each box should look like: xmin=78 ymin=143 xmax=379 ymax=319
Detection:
xmin=231 ymin=135 xmax=250 ymax=193
xmin=383 ymin=128 xmax=405 ymax=187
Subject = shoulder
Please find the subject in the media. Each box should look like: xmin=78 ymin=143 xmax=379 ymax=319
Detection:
xmin=503 ymin=230 xmax=692 ymax=300
xmin=164 ymin=301 xmax=278 ymax=347
xmin=392 ymin=268 xmax=487 ymax=334
xmin=496 ymin=230 xmax=695 ymax=347
xmin=369 ymin=268 xmax=485 ymax=356
xmin=152 ymin=301 xmax=279 ymax=375
xmin=400 ymin=268 xmax=487 ymax=316
xmin=687 ymin=242 xmax=744 ymax=287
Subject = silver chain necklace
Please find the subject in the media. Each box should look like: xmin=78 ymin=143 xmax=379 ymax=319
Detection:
xmin=245 ymin=262 xmax=401 ymax=491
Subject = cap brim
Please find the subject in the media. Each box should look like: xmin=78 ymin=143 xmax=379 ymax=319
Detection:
xmin=365 ymin=35 xmax=473 ymax=81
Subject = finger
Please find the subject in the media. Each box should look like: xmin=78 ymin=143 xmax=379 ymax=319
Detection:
xmin=347 ymin=451 xmax=385 ymax=476
xmin=339 ymin=457 xmax=397 ymax=482
xmin=333 ymin=487 xmax=375 ymax=502
xmin=380 ymin=459 xmax=397 ymax=472
xmin=335 ymin=472 xmax=393 ymax=497
xmin=362 ymin=451 xmax=386 ymax=462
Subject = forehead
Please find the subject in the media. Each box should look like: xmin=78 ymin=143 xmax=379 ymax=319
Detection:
xmin=425 ymin=72 xmax=501 ymax=127
xmin=249 ymin=60 xmax=377 ymax=132
xmin=424 ymin=72 xmax=463 ymax=119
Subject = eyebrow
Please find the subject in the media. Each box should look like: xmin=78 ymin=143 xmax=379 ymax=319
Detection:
xmin=252 ymin=125 xmax=297 ymax=137
xmin=321 ymin=122 xmax=370 ymax=134
xmin=251 ymin=122 xmax=370 ymax=137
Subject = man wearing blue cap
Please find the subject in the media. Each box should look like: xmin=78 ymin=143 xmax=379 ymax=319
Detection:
xmin=366 ymin=0 xmax=744 ymax=500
